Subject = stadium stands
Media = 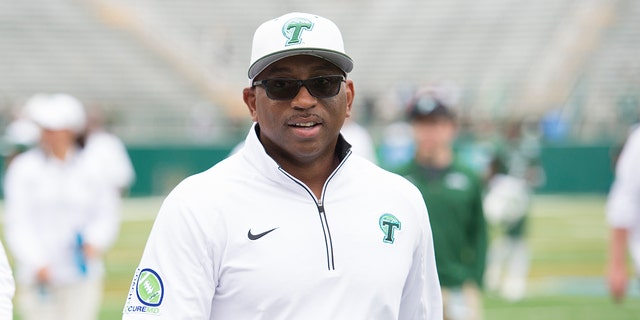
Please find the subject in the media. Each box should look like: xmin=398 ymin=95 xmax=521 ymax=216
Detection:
xmin=0 ymin=0 xmax=638 ymax=144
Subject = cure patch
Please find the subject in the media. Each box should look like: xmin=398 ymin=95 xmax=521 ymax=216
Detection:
xmin=123 ymin=268 xmax=164 ymax=315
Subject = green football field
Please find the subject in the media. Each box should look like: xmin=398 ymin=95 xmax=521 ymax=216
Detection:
xmin=4 ymin=194 xmax=640 ymax=319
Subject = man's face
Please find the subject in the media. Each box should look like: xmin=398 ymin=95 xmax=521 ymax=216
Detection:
xmin=411 ymin=116 xmax=457 ymax=154
xmin=243 ymin=55 xmax=354 ymax=164
xmin=40 ymin=128 xmax=76 ymax=154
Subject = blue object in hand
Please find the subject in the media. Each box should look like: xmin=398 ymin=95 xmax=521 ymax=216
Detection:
xmin=75 ymin=232 xmax=87 ymax=276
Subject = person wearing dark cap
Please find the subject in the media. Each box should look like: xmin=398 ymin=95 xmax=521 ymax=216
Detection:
xmin=397 ymin=88 xmax=487 ymax=320
xmin=123 ymin=12 xmax=442 ymax=319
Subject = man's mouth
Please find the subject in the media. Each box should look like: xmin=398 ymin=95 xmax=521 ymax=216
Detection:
xmin=290 ymin=122 xmax=319 ymax=128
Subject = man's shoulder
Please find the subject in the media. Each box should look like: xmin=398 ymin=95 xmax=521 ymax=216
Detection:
xmin=348 ymin=158 xmax=425 ymax=204
xmin=450 ymin=159 xmax=483 ymax=181
xmin=177 ymin=154 xmax=245 ymax=189
xmin=388 ymin=160 xmax=416 ymax=177
xmin=349 ymin=155 xmax=413 ymax=184
xmin=6 ymin=148 xmax=45 ymax=171
xmin=157 ymin=155 xmax=252 ymax=222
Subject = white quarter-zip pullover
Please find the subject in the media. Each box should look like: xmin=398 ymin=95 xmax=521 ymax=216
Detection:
xmin=123 ymin=124 xmax=442 ymax=319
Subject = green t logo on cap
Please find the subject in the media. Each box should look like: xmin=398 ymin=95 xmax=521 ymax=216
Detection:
xmin=282 ymin=17 xmax=314 ymax=46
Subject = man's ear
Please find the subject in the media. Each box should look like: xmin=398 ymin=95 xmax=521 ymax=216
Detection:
xmin=345 ymin=79 xmax=355 ymax=119
xmin=243 ymin=87 xmax=258 ymax=121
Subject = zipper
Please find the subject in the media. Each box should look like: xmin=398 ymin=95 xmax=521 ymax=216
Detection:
xmin=316 ymin=203 xmax=335 ymax=270
xmin=277 ymin=170 xmax=336 ymax=271
xmin=277 ymin=151 xmax=350 ymax=271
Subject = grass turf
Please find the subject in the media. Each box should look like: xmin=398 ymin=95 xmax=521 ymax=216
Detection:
xmin=4 ymin=194 xmax=640 ymax=319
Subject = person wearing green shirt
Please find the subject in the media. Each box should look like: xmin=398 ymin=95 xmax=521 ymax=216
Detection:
xmin=397 ymin=87 xmax=488 ymax=320
xmin=483 ymin=119 xmax=543 ymax=302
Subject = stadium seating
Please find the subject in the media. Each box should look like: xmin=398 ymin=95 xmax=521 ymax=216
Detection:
xmin=0 ymin=0 xmax=638 ymax=144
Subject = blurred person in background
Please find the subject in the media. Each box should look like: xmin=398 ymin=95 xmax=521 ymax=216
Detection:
xmin=3 ymin=93 xmax=121 ymax=320
xmin=606 ymin=125 xmax=640 ymax=303
xmin=397 ymin=88 xmax=487 ymax=320
xmin=0 ymin=239 xmax=15 ymax=319
xmin=0 ymin=113 xmax=38 ymax=320
xmin=483 ymin=118 xmax=544 ymax=302
xmin=1 ymin=116 xmax=41 ymax=169
xmin=336 ymin=117 xmax=378 ymax=164
xmin=82 ymin=105 xmax=135 ymax=196
xmin=378 ymin=120 xmax=415 ymax=170
xmin=123 ymin=12 xmax=442 ymax=319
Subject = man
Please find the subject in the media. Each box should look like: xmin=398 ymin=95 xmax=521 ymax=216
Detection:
xmin=607 ymin=126 xmax=640 ymax=302
xmin=122 ymin=12 xmax=442 ymax=319
xmin=397 ymin=88 xmax=487 ymax=320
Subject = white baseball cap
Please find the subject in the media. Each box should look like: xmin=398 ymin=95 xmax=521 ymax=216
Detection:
xmin=25 ymin=93 xmax=87 ymax=133
xmin=248 ymin=12 xmax=353 ymax=79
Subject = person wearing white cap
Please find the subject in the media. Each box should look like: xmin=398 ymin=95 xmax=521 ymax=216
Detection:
xmin=123 ymin=12 xmax=442 ymax=319
xmin=1 ymin=117 xmax=41 ymax=168
xmin=3 ymin=93 xmax=121 ymax=320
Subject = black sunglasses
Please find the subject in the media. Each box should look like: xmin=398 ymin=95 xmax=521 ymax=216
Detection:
xmin=252 ymin=75 xmax=345 ymax=100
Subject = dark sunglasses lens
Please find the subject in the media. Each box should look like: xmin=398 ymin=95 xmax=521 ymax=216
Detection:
xmin=264 ymin=79 xmax=299 ymax=100
xmin=307 ymin=76 xmax=343 ymax=98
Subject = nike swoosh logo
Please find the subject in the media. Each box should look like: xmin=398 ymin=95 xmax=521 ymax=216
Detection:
xmin=247 ymin=227 xmax=278 ymax=240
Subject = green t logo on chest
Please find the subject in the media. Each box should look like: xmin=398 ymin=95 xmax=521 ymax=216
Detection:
xmin=379 ymin=213 xmax=401 ymax=244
